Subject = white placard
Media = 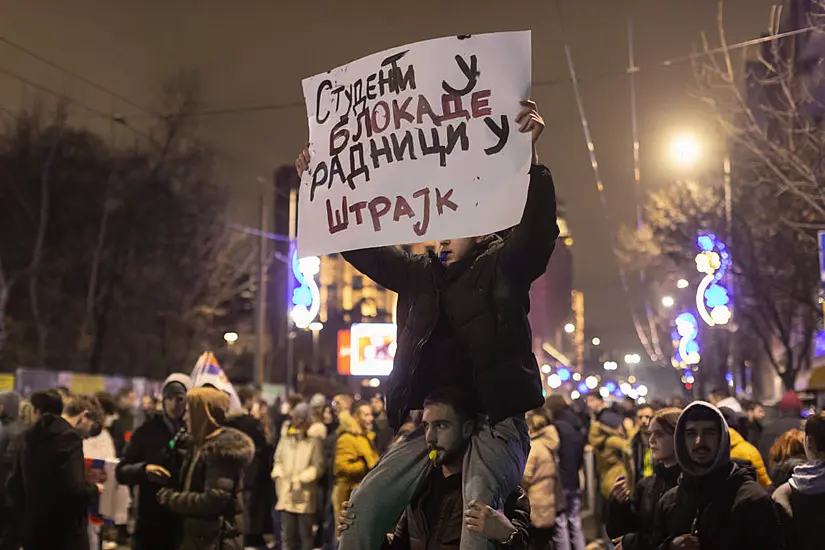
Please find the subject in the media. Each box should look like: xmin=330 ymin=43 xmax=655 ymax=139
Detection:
xmin=298 ymin=31 xmax=532 ymax=257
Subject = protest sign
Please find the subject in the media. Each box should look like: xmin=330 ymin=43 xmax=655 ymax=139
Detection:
xmin=299 ymin=31 xmax=532 ymax=257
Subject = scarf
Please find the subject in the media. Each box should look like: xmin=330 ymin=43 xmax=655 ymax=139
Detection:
xmin=789 ymin=460 xmax=825 ymax=495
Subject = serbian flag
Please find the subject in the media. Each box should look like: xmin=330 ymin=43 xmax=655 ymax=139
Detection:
xmin=191 ymin=351 xmax=243 ymax=414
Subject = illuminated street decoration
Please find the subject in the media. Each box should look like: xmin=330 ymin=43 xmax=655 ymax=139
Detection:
xmin=291 ymin=252 xmax=321 ymax=329
xmin=695 ymin=233 xmax=732 ymax=327
xmin=673 ymin=312 xmax=701 ymax=366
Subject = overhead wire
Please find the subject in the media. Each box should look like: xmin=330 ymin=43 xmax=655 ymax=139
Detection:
xmin=554 ymin=0 xmax=657 ymax=360
xmin=627 ymin=17 xmax=666 ymax=362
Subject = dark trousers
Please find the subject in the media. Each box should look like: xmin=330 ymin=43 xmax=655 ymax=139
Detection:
xmin=281 ymin=512 xmax=314 ymax=550
xmin=530 ymin=526 xmax=556 ymax=550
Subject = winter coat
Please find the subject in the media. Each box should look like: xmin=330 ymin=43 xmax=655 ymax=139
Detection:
xmin=115 ymin=413 xmax=188 ymax=550
xmin=770 ymin=457 xmax=806 ymax=488
xmin=373 ymin=412 xmax=394 ymax=455
xmin=522 ymin=425 xmax=560 ymax=528
xmin=629 ymin=430 xmax=652 ymax=491
xmin=225 ymin=412 xmax=273 ymax=537
xmin=332 ymin=412 xmax=379 ymax=516
xmin=772 ymin=460 xmax=825 ymax=549
xmin=606 ymin=462 xmax=680 ymax=550
xmin=758 ymin=413 xmax=804 ymax=465
xmin=729 ymin=428 xmax=772 ymax=489
xmin=272 ymin=422 xmax=325 ymax=514
xmin=110 ymin=408 xmax=136 ymax=458
xmin=588 ymin=407 xmax=630 ymax=498
xmin=343 ymin=165 xmax=558 ymax=430
xmin=7 ymin=413 xmax=99 ymax=550
xmin=383 ymin=470 xmax=531 ymax=550
xmin=553 ymin=412 xmax=586 ymax=491
xmin=162 ymin=427 xmax=254 ymax=550
xmin=0 ymin=392 xmax=23 ymax=550
xmin=651 ymin=402 xmax=785 ymax=550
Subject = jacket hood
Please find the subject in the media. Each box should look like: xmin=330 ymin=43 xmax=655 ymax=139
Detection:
xmin=307 ymin=421 xmax=327 ymax=439
xmin=0 ymin=391 xmax=20 ymax=422
xmin=162 ymin=373 xmax=193 ymax=395
xmin=789 ymin=460 xmax=825 ymax=495
xmin=199 ymin=427 xmax=255 ymax=468
xmin=675 ymin=401 xmax=731 ymax=477
xmin=337 ymin=410 xmax=366 ymax=436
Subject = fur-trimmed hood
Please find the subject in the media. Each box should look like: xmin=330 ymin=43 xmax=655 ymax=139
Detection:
xmin=337 ymin=410 xmax=368 ymax=437
xmin=199 ymin=427 xmax=255 ymax=468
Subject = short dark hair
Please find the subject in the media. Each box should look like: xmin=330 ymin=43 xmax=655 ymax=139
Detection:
xmin=544 ymin=395 xmax=569 ymax=418
xmin=237 ymin=387 xmax=257 ymax=404
xmin=423 ymin=387 xmax=478 ymax=423
xmin=636 ymin=404 xmax=654 ymax=413
xmin=31 ymin=390 xmax=63 ymax=416
xmin=684 ymin=405 xmax=720 ymax=424
xmin=64 ymin=395 xmax=103 ymax=425
xmin=94 ymin=391 xmax=117 ymax=416
xmin=353 ymin=401 xmax=372 ymax=414
xmin=746 ymin=401 xmax=764 ymax=412
xmin=116 ymin=388 xmax=135 ymax=400
xmin=586 ymin=393 xmax=604 ymax=402
xmin=805 ymin=412 xmax=825 ymax=456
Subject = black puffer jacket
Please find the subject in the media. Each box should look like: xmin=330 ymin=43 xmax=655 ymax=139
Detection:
xmin=116 ymin=413 xmax=188 ymax=550
xmin=343 ymin=165 xmax=558 ymax=430
xmin=651 ymin=402 xmax=785 ymax=550
xmin=7 ymin=414 xmax=99 ymax=550
xmin=383 ymin=471 xmax=531 ymax=550
xmin=162 ymin=428 xmax=255 ymax=550
xmin=606 ymin=463 xmax=680 ymax=550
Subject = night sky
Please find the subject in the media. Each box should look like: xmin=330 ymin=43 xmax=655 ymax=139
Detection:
xmin=0 ymin=0 xmax=779 ymax=355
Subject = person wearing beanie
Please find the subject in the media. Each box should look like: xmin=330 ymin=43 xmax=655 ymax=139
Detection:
xmin=758 ymin=391 xmax=805 ymax=466
xmin=158 ymin=388 xmax=255 ymax=550
xmin=650 ymin=402 xmax=784 ymax=550
xmin=273 ymin=402 xmax=326 ymax=550
xmin=116 ymin=374 xmax=192 ymax=550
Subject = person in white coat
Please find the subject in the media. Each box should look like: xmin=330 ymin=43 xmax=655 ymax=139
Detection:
xmin=272 ymin=403 xmax=325 ymax=550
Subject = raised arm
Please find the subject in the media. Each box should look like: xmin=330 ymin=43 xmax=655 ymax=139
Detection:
xmin=499 ymin=100 xmax=560 ymax=284
xmin=341 ymin=247 xmax=414 ymax=293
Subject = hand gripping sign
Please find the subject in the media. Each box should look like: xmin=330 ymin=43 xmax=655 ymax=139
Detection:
xmin=298 ymin=31 xmax=532 ymax=257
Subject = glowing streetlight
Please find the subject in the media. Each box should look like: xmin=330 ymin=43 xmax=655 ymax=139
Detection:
xmin=599 ymin=387 xmax=610 ymax=398
xmin=572 ymin=372 xmax=582 ymax=381
xmin=677 ymin=278 xmax=690 ymax=289
xmin=662 ymin=296 xmax=675 ymax=308
xmin=369 ymin=378 xmax=381 ymax=388
xmin=564 ymin=323 xmax=576 ymax=334
xmin=591 ymin=337 xmax=601 ymax=346
xmin=585 ymin=376 xmax=599 ymax=390
xmin=548 ymin=374 xmax=562 ymax=389
xmin=308 ymin=322 xmax=324 ymax=332
xmin=603 ymin=361 xmax=618 ymax=371
xmin=571 ymin=390 xmax=581 ymax=400
xmin=541 ymin=364 xmax=552 ymax=374
xmin=624 ymin=353 xmax=641 ymax=365
xmin=670 ymin=133 xmax=702 ymax=167
xmin=223 ymin=332 xmax=239 ymax=344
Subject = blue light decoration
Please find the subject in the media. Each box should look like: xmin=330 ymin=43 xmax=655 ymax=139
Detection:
xmin=577 ymin=382 xmax=589 ymax=395
xmin=695 ymin=233 xmax=732 ymax=327
xmin=816 ymin=330 xmax=825 ymax=358
xmin=290 ymin=250 xmax=321 ymax=329
xmin=673 ymin=312 xmax=701 ymax=366
xmin=604 ymin=381 xmax=617 ymax=392
xmin=558 ymin=367 xmax=571 ymax=382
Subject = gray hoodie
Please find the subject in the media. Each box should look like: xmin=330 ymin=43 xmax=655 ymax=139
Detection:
xmin=674 ymin=401 xmax=732 ymax=478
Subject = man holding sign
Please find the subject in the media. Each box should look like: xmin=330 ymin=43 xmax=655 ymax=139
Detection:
xmin=296 ymin=93 xmax=556 ymax=550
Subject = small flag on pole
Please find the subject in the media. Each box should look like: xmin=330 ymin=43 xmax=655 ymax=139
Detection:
xmin=191 ymin=351 xmax=243 ymax=413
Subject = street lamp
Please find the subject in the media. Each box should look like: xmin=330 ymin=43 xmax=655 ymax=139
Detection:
xmin=662 ymin=296 xmax=675 ymax=308
xmin=223 ymin=332 xmax=239 ymax=344
xmin=603 ymin=361 xmax=618 ymax=371
xmin=591 ymin=337 xmax=601 ymax=346
xmin=669 ymin=133 xmax=702 ymax=168
xmin=309 ymin=322 xmax=323 ymax=373
xmin=564 ymin=323 xmax=575 ymax=334
xmin=624 ymin=353 xmax=641 ymax=365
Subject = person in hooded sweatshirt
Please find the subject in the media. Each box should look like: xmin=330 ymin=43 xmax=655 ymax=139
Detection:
xmin=772 ymin=411 xmax=825 ymax=549
xmin=650 ymin=401 xmax=785 ymax=550
xmin=157 ymin=387 xmax=255 ymax=550
xmin=116 ymin=373 xmax=192 ymax=550
xmin=7 ymin=394 xmax=104 ymax=550
xmin=0 ymin=391 xmax=23 ymax=550
xmin=607 ymin=408 xmax=682 ymax=550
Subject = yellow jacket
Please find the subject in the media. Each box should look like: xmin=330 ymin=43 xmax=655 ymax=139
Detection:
xmin=729 ymin=428 xmax=772 ymax=489
xmin=331 ymin=411 xmax=380 ymax=516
